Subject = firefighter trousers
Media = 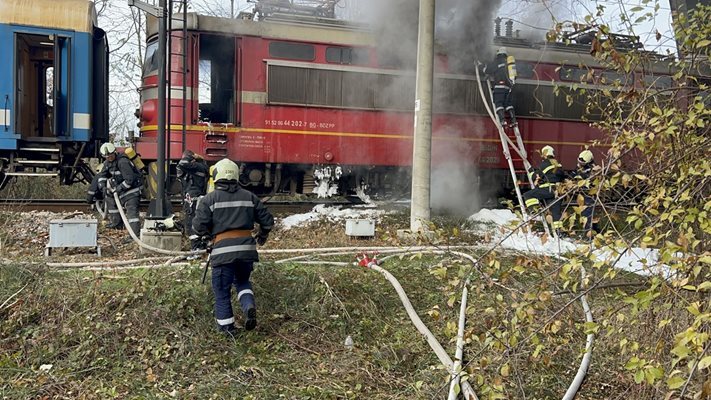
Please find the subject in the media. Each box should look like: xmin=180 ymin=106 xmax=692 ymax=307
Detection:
xmin=183 ymin=196 xmax=200 ymax=250
xmin=581 ymin=194 xmax=594 ymax=231
xmin=523 ymin=187 xmax=562 ymax=228
xmin=212 ymin=261 xmax=255 ymax=331
xmin=121 ymin=195 xmax=141 ymax=236
xmin=106 ymin=194 xmax=123 ymax=229
xmin=493 ymin=87 xmax=516 ymax=125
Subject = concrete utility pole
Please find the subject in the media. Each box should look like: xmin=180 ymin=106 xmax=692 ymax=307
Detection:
xmin=409 ymin=0 xmax=435 ymax=232
xmin=155 ymin=0 xmax=168 ymax=218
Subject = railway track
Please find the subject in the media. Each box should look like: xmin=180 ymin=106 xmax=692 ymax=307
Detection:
xmin=0 ymin=198 xmax=353 ymax=214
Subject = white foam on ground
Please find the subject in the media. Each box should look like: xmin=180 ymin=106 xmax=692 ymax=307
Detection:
xmin=467 ymin=208 xmax=670 ymax=277
xmin=279 ymin=204 xmax=387 ymax=230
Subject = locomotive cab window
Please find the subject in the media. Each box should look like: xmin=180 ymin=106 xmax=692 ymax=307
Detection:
xmin=198 ymin=34 xmax=235 ymax=124
xmin=14 ymin=33 xmax=70 ymax=139
xmin=515 ymin=62 xmax=536 ymax=79
xmin=143 ymin=41 xmax=160 ymax=74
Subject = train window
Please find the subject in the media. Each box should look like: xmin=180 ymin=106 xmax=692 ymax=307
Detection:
xmin=516 ymin=62 xmax=536 ymax=79
xmin=198 ymin=34 xmax=235 ymax=123
xmin=326 ymin=47 xmax=369 ymax=65
xmin=641 ymin=75 xmax=672 ymax=89
xmin=144 ymin=41 xmax=159 ymax=74
xmin=198 ymin=60 xmax=212 ymax=104
xmin=45 ymin=67 xmax=54 ymax=107
xmin=559 ymin=66 xmax=592 ymax=82
xmin=600 ymin=70 xmax=632 ymax=85
xmin=269 ymin=41 xmax=315 ymax=61
xmin=512 ymin=83 xmax=601 ymax=121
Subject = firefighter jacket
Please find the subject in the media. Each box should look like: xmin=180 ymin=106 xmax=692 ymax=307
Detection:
xmin=574 ymin=162 xmax=595 ymax=190
xmin=528 ymin=158 xmax=566 ymax=189
xmin=97 ymin=153 xmax=143 ymax=200
xmin=485 ymin=54 xmax=516 ymax=89
xmin=192 ymin=182 xmax=274 ymax=266
xmin=176 ymin=156 xmax=208 ymax=197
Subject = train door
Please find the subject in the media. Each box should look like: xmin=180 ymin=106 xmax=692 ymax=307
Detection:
xmin=197 ymin=34 xmax=235 ymax=124
xmin=14 ymin=32 xmax=70 ymax=140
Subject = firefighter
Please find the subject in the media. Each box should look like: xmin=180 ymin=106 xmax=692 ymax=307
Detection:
xmin=176 ymin=149 xmax=209 ymax=252
xmin=574 ymin=149 xmax=598 ymax=233
xmin=524 ymin=145 xmax=566 ymax=230
xmin=192 ymin=158 xmax=274 ymax=334
xmin=484 ymin=47 xmax=517 ymax=127
xmin=95 ymin=142 xmax=143 ymax=235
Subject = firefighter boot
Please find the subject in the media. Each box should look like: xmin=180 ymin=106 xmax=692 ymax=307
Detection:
xmin=237 ymin=288 xmax=257 ymax=331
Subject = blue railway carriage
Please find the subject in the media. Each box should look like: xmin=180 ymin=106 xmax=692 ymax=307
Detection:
xmin=0 ymin=0 xmax=108 ymax=189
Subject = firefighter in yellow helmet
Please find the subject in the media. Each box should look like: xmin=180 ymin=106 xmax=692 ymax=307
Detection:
xmin=192 ymin=158 xmax=274 ymax=335
xmin=483 ymin=47 xmax=517 ymax=127
xmin=523 ymin=145 xmax=566 ymax=230
xmin=574 ymin=149 xmax=598 ymax=233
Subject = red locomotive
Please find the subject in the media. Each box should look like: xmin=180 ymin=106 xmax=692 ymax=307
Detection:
xmin=134 ymin=10 xmax=670 ymax=200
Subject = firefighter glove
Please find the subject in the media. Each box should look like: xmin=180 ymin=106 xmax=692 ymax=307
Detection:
xmin=256 ymin=230 xmax=269 ymax=246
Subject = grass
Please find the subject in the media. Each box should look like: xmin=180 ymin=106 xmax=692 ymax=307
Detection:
xmin=0 ymin=256 xmax=470 ymax=399
xmin=1 ymin=176 xmax=88 ymax=199
xmin=0 ymin=209 xmax=682 ymax=399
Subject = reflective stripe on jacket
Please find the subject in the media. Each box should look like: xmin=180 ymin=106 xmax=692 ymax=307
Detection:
xmin=192 ymin=182 xmax=274 ymax=266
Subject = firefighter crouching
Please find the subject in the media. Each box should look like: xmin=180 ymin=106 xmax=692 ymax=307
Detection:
xmin=574 ymin=150 xmax=599 ymax=234
xmin=192 ymin=158 xmax=274 ymax=334
xmin=176 ymin=150 xmax=208 ymax=252
xmin=94 ymin=142 xmax=143 ymax=236
xmin=484 ymin=47 xmax=517 ymax=127
xmin=524 ymin=145 xmax=566 ymax=230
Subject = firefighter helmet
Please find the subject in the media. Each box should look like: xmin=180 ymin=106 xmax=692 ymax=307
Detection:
xmin=212 ymin=158 xmax=239 ymax=182
xmin=578 ymin=150 xmax=593 ymax=164
xmin=497 ymin=47 xmax=507 ymax=56
xmin=541 ymin=145 xmax=555 ymax=158
xmin=99 ymin=142 xmax=116 ymax=157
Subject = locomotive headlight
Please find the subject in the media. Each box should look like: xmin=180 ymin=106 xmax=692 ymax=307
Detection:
xmin=324 ymin=151 xmax=334 ymax=161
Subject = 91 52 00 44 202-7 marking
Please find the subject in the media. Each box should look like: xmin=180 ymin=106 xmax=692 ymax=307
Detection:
xmin=264 ymin=119 xmax=336 ymax=130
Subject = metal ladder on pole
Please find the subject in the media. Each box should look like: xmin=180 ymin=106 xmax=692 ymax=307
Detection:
xmin=474 ymin=66 xmax=553 ymax=236
xmin=166 ymin=0 xmax=189 ymax=162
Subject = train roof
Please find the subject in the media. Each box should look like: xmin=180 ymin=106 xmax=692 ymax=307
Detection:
xmin=0 ymin=0 xmax=97 ymax=33
xmin=148 ymin=12 xmax=673 ymax=74
xmin=147 ymin=12 xmax=374 ymax=47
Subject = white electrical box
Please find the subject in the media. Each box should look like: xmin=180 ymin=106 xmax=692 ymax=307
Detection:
xmin=345 ymin=219 xmax=375 ymax=237
xmin=46 ymin=219 xmax=100 ymax=256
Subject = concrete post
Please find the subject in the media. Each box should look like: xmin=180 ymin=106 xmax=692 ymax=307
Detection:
xmin=154 ymin=0 xmax=168 ymax=218
xmin=410 ymin=0 xmax=435 ymax=232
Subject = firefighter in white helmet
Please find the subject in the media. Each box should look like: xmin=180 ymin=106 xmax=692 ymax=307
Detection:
xmin=483 ymin=46 xmax=518 ymax=127
xmin=573 ymin=149 xmax=598 ymax=233
xmin=93 ymin=142 xmax=143 ymax=235
xmin=192 ymin=158 xmax=274 ymax=335
xmin=524 ymin=145 xmax=566 ymax=230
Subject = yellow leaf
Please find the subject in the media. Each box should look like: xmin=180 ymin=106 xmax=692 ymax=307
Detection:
xmin=500 ymin=363 xmax=510 ymax=377
xmin=699 ymin=356 xmax=711 ymax=370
